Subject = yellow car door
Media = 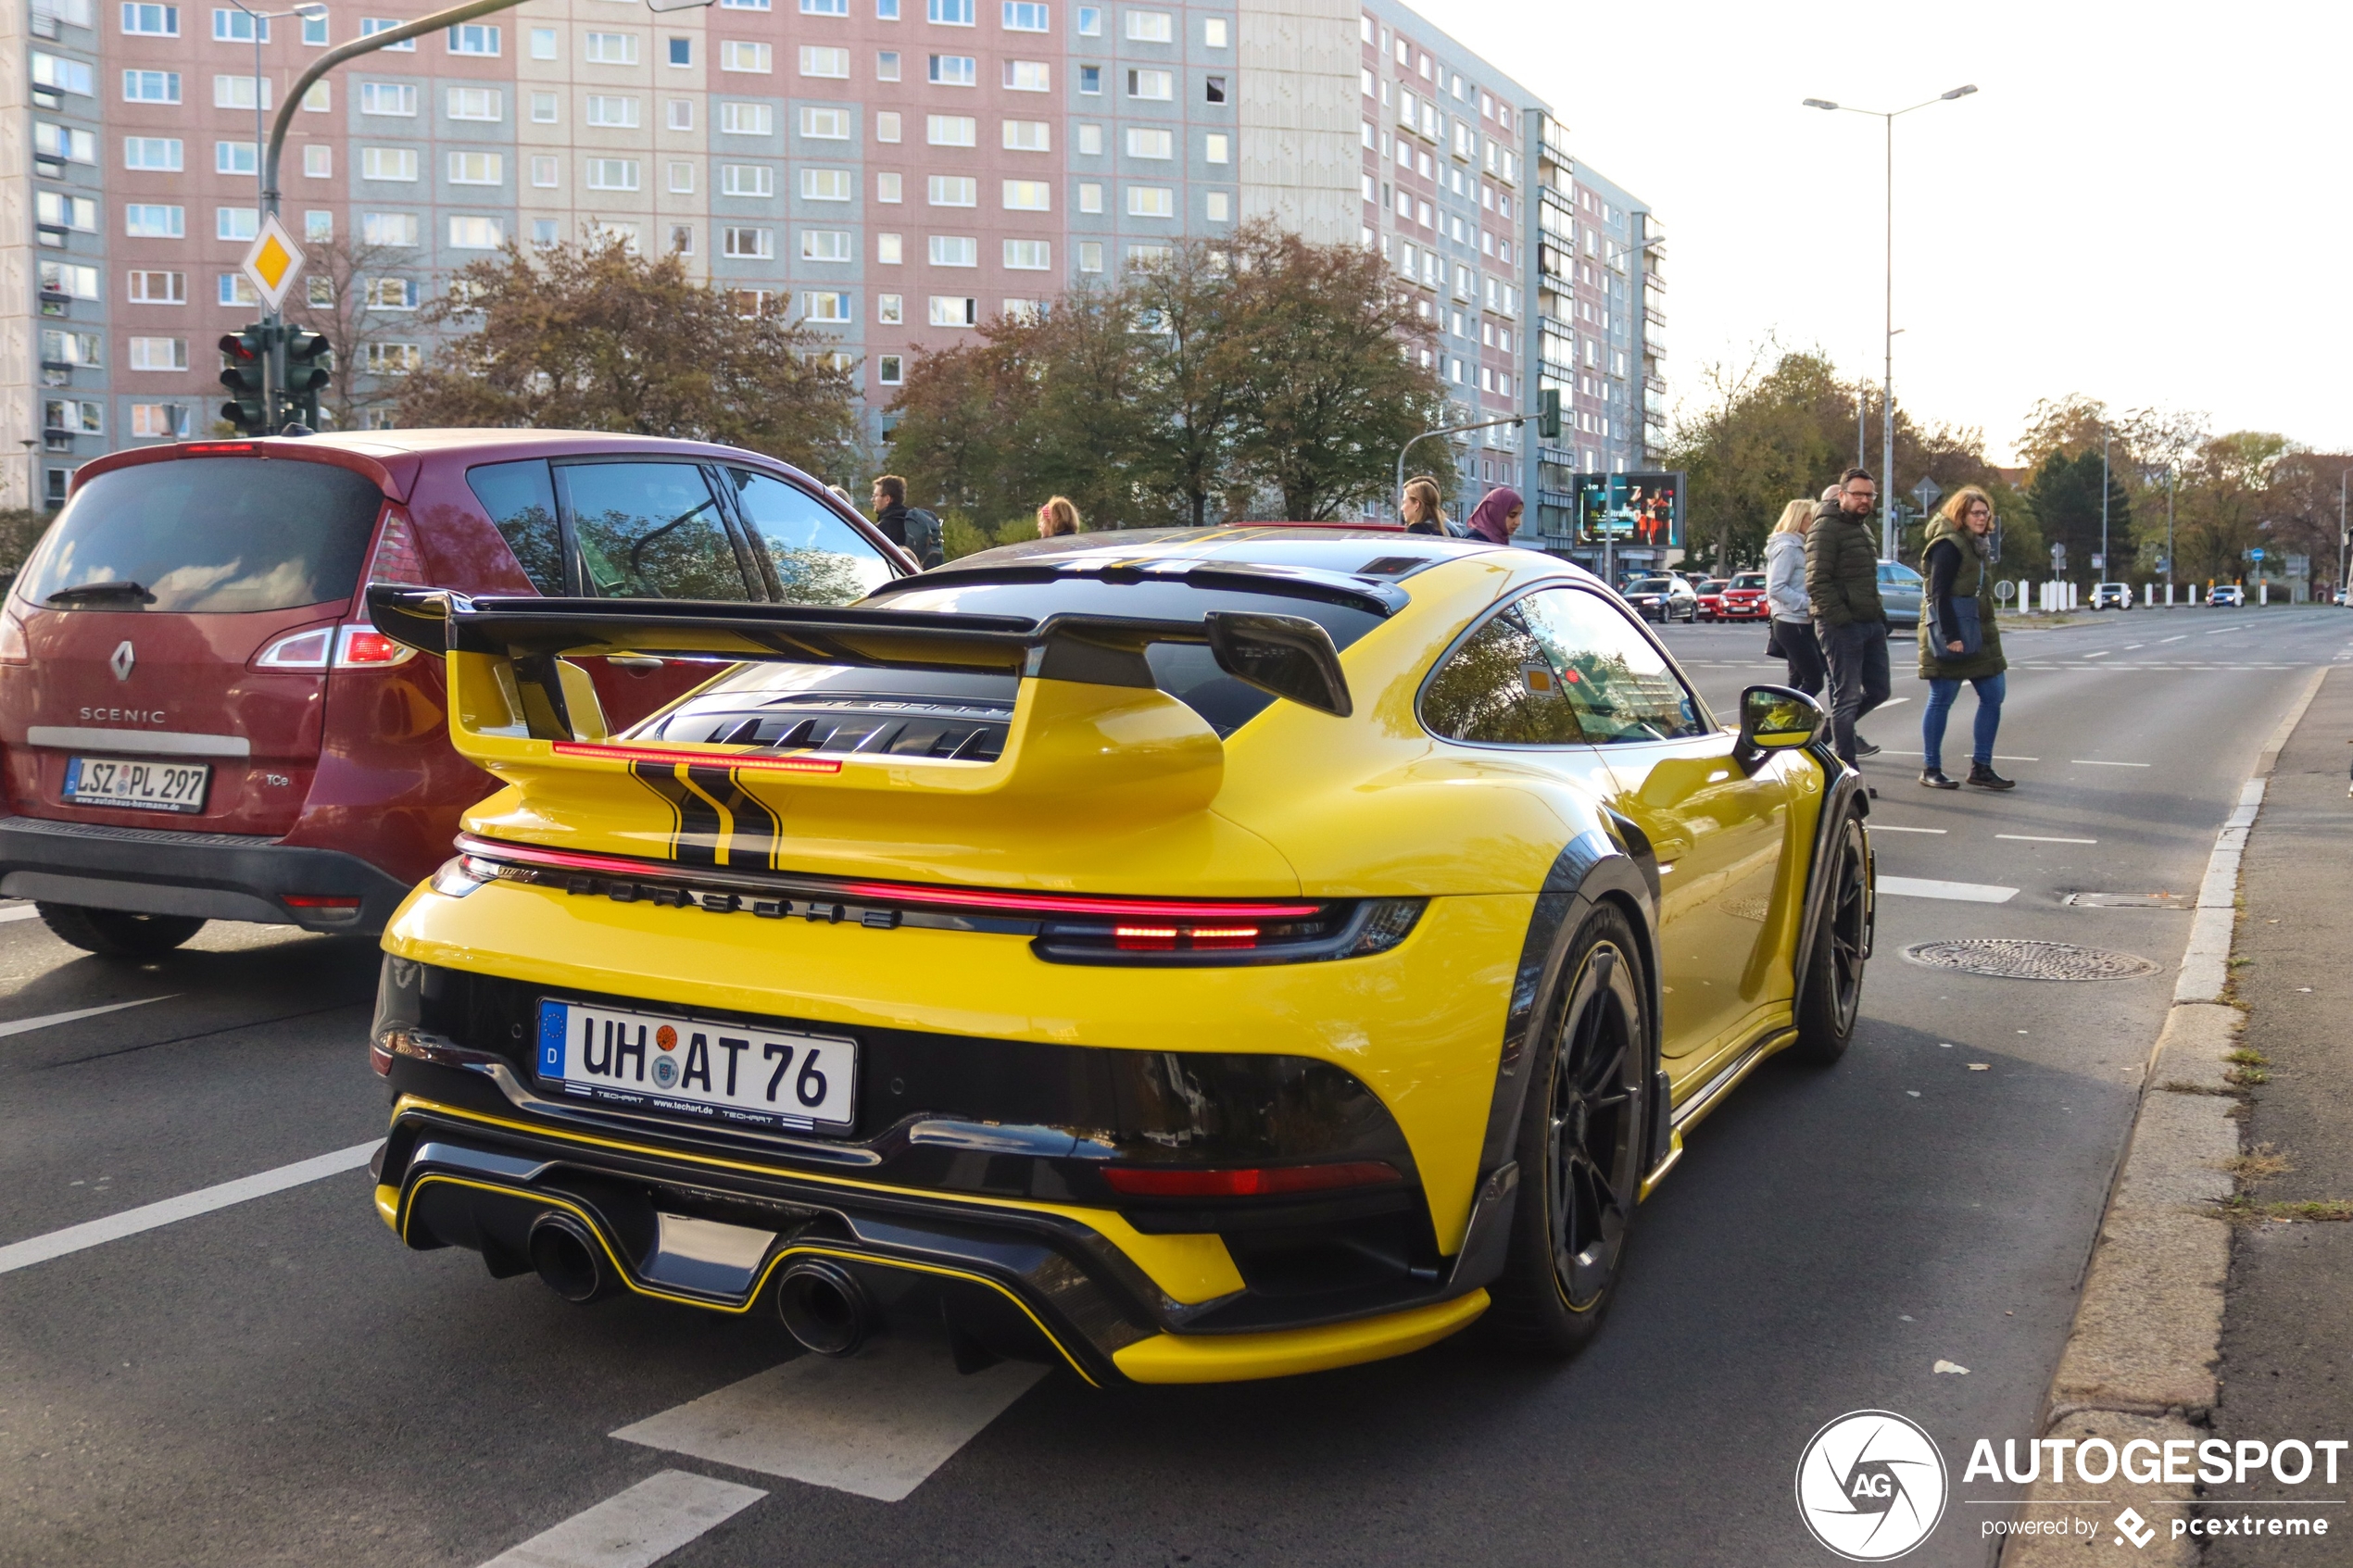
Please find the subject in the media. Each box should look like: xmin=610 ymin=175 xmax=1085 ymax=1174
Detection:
xmin=1513 ymin=586 xmax=1801 ymax=1071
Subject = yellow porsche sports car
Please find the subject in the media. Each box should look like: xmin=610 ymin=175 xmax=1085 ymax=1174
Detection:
xmin=364 ymin=530 xmax=1872 ymax=1386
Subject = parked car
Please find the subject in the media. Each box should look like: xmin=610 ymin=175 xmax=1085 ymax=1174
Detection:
xmin=1876 ymin=559 xmax=1924 ymax=628
xmin=2208 ymin=584 xmax=2246 ymax=608
xmin=0 ymin=432 xmax=912 ymax=957
xmin=2090 ymin=583 xmax=2133 ymax=610
xmin=1692 ymin=579 xmax=1730 ymax=621
xmin=1622 ymin=576 xmax=1698 ymax=622
xmin=1717 ymin=573 xmax=1769 ymax=621
xmin=365 ymin=529 xmax=1872 ymax=1383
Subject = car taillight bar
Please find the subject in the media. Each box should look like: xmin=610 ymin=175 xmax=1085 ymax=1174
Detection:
xmin=1100 ymin=1161 xmax=1403 ymax=1198
xmin=253 ymin=624 xmax=419 ymax=671
xmin=1114 ymin=924 xmax=1260 ymax=951
xmin=182 ymin=442 xmax=255 ymax=454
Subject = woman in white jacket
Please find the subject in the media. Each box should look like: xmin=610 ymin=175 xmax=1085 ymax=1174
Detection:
xmin=1763 ymin=496 xmax=1826 ymax=696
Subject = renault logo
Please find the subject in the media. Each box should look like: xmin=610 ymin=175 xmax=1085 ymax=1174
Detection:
xmin=109 ymin=640 xmax=134 ymax=682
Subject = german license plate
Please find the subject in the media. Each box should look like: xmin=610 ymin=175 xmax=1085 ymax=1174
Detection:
xmin=535 ymin=999 xmax=856 ymax=1131
xmin=62 ymin=755 xmax=210 ymax=814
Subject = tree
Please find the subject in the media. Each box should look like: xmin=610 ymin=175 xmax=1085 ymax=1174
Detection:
xmin=283 ymin=233 xmax=412 ymax=432
xmin=2025 ymin=450 xmax=2133 ymax=582
xmin=397 ymin=235 xmax=860 ymax=481
xmin=2173 ymin=432 xmax=2291 ymax=585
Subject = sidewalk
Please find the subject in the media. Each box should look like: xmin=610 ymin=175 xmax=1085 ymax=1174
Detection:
xmin=2208 ymin=664 xmax=2353 ymax=1565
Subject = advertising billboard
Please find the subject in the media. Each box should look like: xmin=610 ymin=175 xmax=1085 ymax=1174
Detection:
xmin=1575 ymin=472 xmax=1683 ymax=549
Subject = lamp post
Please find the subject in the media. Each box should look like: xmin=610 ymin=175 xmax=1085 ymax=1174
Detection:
xmin=2100 ymin=428 xmax=2110 ymax=583
xmin=1802 ymin=84 xmax=1978 ymax=561
xmin=2339 ymin=466 xmax=2348 ymax=605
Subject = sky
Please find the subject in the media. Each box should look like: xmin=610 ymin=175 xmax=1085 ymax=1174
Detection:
xmin=1436 ymin=0 xmax=2352 ymax=465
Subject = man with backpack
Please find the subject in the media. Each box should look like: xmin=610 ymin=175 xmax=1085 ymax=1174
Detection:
xmin=869 ymin=475 xmax=944 ymax=570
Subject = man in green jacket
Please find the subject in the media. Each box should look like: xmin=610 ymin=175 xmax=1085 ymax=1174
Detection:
xmin=1806 ymin=467 xmax=1890 ymax=767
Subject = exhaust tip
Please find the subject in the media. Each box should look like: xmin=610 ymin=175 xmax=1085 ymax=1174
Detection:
xmin=776 ymin=1259 xmax=875 ymax=1357
xmin=528 ymin=1212 xmax=615 ymax=1304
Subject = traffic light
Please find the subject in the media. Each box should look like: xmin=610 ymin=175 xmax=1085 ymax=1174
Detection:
xmin=1538 ymin=387 xmax=1561 ymax=441
xmin=218 ymin=326 xmax=272 ymax=434
xmin=282 ymin=328 xmax=332 ymax=429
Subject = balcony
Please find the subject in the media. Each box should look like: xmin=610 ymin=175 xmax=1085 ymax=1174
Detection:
xmin=34 ymin=226 xmax=68 ymax=248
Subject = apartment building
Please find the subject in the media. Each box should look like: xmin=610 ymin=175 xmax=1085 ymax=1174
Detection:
xmin=0 ymin=0 xmax=1660 ymax=522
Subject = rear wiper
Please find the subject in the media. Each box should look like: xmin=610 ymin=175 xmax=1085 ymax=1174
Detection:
xmin=44 ymin=581 xmax=153 ymax=606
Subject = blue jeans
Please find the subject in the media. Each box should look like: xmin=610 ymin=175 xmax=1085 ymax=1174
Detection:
xmin=1922 ymin=672 xmax=2005 ymax=771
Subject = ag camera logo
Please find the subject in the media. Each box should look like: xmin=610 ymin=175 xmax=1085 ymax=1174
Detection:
xmin=1796 ymin=1410 xmax=1949 ymax=1561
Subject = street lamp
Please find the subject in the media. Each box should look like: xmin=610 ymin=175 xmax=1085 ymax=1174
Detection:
xmin=1802 ymin=84 xmax=1979 ymax=561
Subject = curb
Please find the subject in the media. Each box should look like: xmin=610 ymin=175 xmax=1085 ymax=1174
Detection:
xmin=2000 ymin=666 xmax=2327 ymax=1566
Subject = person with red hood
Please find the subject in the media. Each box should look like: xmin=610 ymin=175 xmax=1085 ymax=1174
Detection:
xmin=1465 ymin=485 xmax=1523 ymax=546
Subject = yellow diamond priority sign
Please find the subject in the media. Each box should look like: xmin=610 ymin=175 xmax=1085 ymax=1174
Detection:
xmin=241 ymin=214 xmax=307 ymax=312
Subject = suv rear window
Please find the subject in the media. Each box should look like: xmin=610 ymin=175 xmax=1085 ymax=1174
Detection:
xmin=19 ymin=456 xmax=384 ymax=614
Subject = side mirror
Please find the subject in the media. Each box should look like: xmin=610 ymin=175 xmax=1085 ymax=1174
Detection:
xmin=1734 ymin=684 xmax=1823 ymax=772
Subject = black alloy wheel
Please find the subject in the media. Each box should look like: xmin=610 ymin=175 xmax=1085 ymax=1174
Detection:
xmin=1792 ymin=809 xmax=1870 ymax=1063
xmin=1486 ymin=905 xmax=1649 ymax=1356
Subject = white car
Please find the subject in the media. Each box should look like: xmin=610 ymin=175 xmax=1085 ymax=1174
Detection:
xmin=2090 ymin=583 xmax=2133 ymax=610
xmin=2208 ymin=584 xmax=2246 ymax=608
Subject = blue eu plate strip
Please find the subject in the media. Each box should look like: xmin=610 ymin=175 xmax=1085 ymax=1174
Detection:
xmin=536 ymin=1000 xmax=567 ymax=1079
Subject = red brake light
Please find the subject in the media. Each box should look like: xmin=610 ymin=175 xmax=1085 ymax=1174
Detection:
xmin=366 ymin=506 xmax=428 ymax=586
xmin=1101 ymin=1161 xmax=1403 ymax=1198
xmin=183 ymin=442 xmax=255 ymax=453
xmin=0 ymin=611 xmax=27 ymax=667
xmin=1114 ymin=924 xmax=1258 ymax=951
xmin=333 ymin=625 xmax=413 ymax=667
xmin=283 ymin=895 xmax=361 ymax=909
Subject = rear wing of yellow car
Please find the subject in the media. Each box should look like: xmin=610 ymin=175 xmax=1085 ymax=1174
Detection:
xmin=366 ymin=585 xmax=1360 ymax=831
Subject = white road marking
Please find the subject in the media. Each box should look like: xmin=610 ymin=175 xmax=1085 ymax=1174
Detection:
xmin=2206 ymin=628 xmax=2236 ymax=634
xmin=2161 ymin=635 xmax=2186 ymax=643
xmin=1869 ymin=825 xmax=1947 ymax=834
xmin=0 ymin=995 xmax=170 ymax=1040
xmin=1878 ymin=876 xmax=2018 ymax=904
xmin=2071 ymin=759 xmax=2151 ymax=767
xmin=2083 ymin=651 xmax=2111 ymax=659
xmin=1992 ymin=756 xmax=2040 ymax=762
xmin=2124 ymin=645 xmax=2144 ymax=650
xmin=1996 ymin=834 xmax=2098 ymax=845
xmin=613 ymin=1336 xmax=1046 ymax=1503
xmin=1876 ymin=696 xmax=1911 ymax=708
xmin=0 ymin=1140 xmax=377 ymax=1276
xmin=476 ymin=1470 xmax=766 ymax=1568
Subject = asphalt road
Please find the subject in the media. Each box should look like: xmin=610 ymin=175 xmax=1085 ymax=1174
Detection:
xmin=2 ymin=604 xmax=2343 ymax=1568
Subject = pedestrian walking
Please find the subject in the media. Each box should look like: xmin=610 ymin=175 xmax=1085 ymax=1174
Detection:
xmin=1917 ymin=484 xmax=2014 ymax=790
xmin=1401 ymin=475 xmax=1453 ymax=535
xmin=870 ymin=474 xmax=912 ymax=552
xmin=1763 ymin=497 xmax=1826 ymax=697
xmin=1038 ymin=495 xmax=1083 ymax=538
xmin=1464 ymin=486 xmax=1523 ymax=546
xmin=1806 ymin=467 xmax=1890 ymax=767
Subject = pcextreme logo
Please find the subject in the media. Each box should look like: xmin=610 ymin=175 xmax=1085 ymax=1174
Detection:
xmin=1795 ymin=1410 xmax=1949 ymax=1562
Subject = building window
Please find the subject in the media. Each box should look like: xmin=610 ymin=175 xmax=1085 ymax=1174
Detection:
xmin=876 ymin=0 xmax=899 ymax=15
xmin=1203 ymin=15 xmax=1227 ymax=46
xmin=1002 ymin=59 xmax=1048 ymax=90
xmin=877 ymin=355 xmax=903 ymax=384
xmin=366 ymin=277 xmax=420 ymax=309
xmin=448 ymin=86 xmax=503 ymax=121
xmin=801 ymin=167 xmax=851 ymax=199
xmin=39 ymin=263 xmax=99 ymax=302
xmin=366 ymin=343 xmax=424 ymax=373
xmin=1126 ymin=184 xmax=1172 ymax=218
xmin=724 ymin=0 xmax=772 ymax=7
xmin=447 ymin=22 xmax=498 ymax=54
xmin=876 ymin=49 xmax=900 ymax=80
xmin=214 ymin=75 xmax=272 ymax=111
xmin=132 ymin=404 xmax=191 ymax=438
xmin=123 ymin=136 xmax=181 ymax=170
xmin=359 ymin=81 xmax=414 ymax=116
xmin=360 ymin=146 xmax=420 ymax=181
xmin=668 ymin=160 xmax=695 ymax=192
xmin=533 ymin=92 xmax=560 ymax=123
xmin=28 ymin=53 xmax=89 ymax=97
xmin=530 ymin=26 xmax=557 ymax=58
xmin=125 ymin=204 xmax=184 ymax=237
xmin=122 ymin=69 xmax=180 ymax=103
xmin=1128 ymin=243 xmax=1170 ymax=266
xmin=667 ymin=98 xmax=693 ymax=129
xmin=1125 ymin=69 xmax=1170 ymax=99
xmin=532 ymin=156 xmax=560 ymax=187
xmin=121 ymin=4 xmax=178 ymax=35
xmin=37 ymin=123 xmax=97 ymax=164
xmin=531 ymin=219 xmax=560 ymax=245
xmin=1205 ymin=74 xmax=1227 ymax=104
xmin=585 ymin=31 xmax=638 ymax=64
xmin=721 ymin=102 xmax=775 ymax=134
xmin=718 ymin=163 xmax=771 ymax=196
xmin=1076 ymin=122 xmax=1102 ymax=155
xmin=1205 ymin=190 xmax=1229 ymax=221
xmin=928 ymin=295 xmax=976 ymax=326
xmin=927 ymin=114 xmax=975 ymax=145
xmin=216 ymin=206 xmax=258 ymax=240
xmin=796 ymin=43 xmax=848 ymax=75
xmin=216 ymin=273 xmax=260 ymax=306
xmin=876 ymin=170 xmax=902 ymax=201
xmin=129 ymin=335 xmax=188 ymax=370
xmin=1001 ymin=179 xmax=1050 ymax=210
xmin=1002 ymin=0 xmax=1047 ymax=27
xmin=926 ymin=174 xmax=975 ymax=206
xmin=800 ymin=106 xmax=849 ymax=138
xmin=1004 ymin=238 xmax=1049 ymax=270
xmin=1126 ymin=127 xmax=1171 ymax=158
xmin=361 ymin=211 xmax=420 ymax=245
xmin=1078 ymin=240 xmax=1102 ymax=271
xmin=927 ymin=233 xmax=976 ymax=265
xmin=44 ymin=398 xmax=105 ymax=435
xmin=585 ymin=158 xmax=640 ymax=191
xmin=212 ymin=7 xmax=265 ymax=42
xmin=723 ymin=226 xmax=774 ymax=258
xmin=876 ymin=293 xmax=902 ymax=322
xmin=666 ymin=35 xmax=691 ymax=65
xmin=304 ymin=144 xmax=332 ymax=177
xmin=587 ymin=94 xmax=640 ymax=127
xmin=1126 ymin=9 xmax=1170 ymax=41
xmin=447 ymin=151 xmax=503 ymax=184
xmin=876 ymin=110 xmax=902 ymax=141
xmin=356 ymin=18 xmax=414 ymax=49
xmin=448 ymin=216 xmax=504 ymax=248
xmin=927 ymin=54 xmax=975 ymax=84
xmin=927 ymin=0 xmax=973 ymax=21
xmin=876 ymin=232 xmax=902 ymax=262
xmin=1003 ymin=119 xmax=1049 ymax=151
xmin=1078 ymin=63 xmax=1100 ymax=94
xmin=1204 ymin=132 xmax=1228 ymax=164
xmin=802 ymin=290 xmax=851 ymax=321
xmin=802 ymin=229 xmax=851 ymax=260
xmin=1076 ymin=182 xmax=1101 ymax=213
xmin=802 ymin=0 xmax=847 ymax=10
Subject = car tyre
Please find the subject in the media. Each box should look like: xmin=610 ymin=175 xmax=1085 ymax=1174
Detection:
xmin=1484 ymin=904 xmax=1649 ymax=1358
xmin=1791 ymin=809 xmax=1870 ymax=1064
xmin=36 ymin=903 xmax=206 ymax=959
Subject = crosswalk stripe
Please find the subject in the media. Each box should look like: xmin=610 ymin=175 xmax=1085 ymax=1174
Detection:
xmin=0 ymin=995 xmax=170 ymax=1040
xmin=1878 ymin=876 xmax=2018 ymax=904
xmin=476 ymin=1470 xmax=765 ymax=1568
xmin=0 ymin=1140 xmax=376 ymax=1275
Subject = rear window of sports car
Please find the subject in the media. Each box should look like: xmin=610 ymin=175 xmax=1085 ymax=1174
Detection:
xmin=862 ymin=576 xmax=1387 ymax=736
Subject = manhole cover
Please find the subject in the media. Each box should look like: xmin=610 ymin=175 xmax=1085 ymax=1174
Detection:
xmin=1901 ymin=938 xmax=2161 ymax=982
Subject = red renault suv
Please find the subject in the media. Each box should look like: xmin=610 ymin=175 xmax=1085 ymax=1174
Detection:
xmin=0 ymin=431 xmax=907 ymax=956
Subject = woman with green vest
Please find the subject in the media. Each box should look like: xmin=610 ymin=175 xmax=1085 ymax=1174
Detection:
xmin=1919 ymin=485 xmax=2015 ymax=791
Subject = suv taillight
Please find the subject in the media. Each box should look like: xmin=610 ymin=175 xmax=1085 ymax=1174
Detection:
xmin=253 ymin=624 xmax=418 ymax=671
xmin=366 ymin=506 xmax=428 ymax=586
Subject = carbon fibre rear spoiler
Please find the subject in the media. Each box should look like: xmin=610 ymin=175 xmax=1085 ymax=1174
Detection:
xmin=365 ymin=585 xmax=1356 ymax=739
